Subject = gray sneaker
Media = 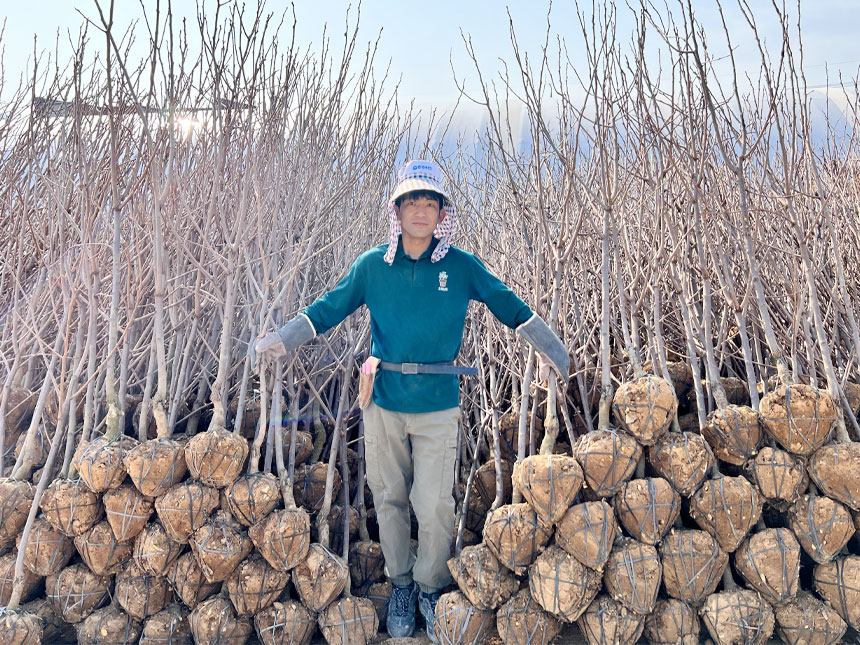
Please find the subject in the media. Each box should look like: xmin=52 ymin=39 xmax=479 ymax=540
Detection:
xmin=418 ymin=590 xmax=442 ymax=644
xmin=386 ymin=582 xmax=417 ymax=638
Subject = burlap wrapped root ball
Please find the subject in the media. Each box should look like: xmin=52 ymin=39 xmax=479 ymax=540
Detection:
xmin=224 ymin=554 xmax=289 ymax=616
xmin=473 ymin=458 xmax=514 ymax=508
xmin=746 ymin=447 xmax=808 ymax=509
xmin=555 ymin=499 xmax=617 ymax=572
xmin=647 ymin=431 xmax=714 ymax=497
xmin=292 ymin=543 xmax=348 ymax=613
xmin=645 ymin=598 xmax=699 ymax=645
xmin=700 ymin=588 xmax=775 ymax=645
xmin=611 ymin=374 xmax=678 ymax=445
xmin=512 ymin=454 xmax=583 ymax=525
xmin=38 ymin=477 xmax=102 ymax=537
xmin=248 ymin=507 xmax=311 ymax=572
xmin=495 ymin=588 xmax=561 ymax=645
xmin=602 ymin=537 xmax=662 ymax=616
xmin=184 ymin=427 xmax=248 ymax=489
xmin=0 ymin=608 xmax=43 ymax=645
xmin=223 ymin=472 xmax=280 ymax=527
xmin=574 ymin=429 xmax=642 ymax=497
xmin=643 ymin=599 xmax=699 ymax=645
xmin=19 ymin=516 xmax=74 ymax=576
xmin=0 ymin=552 xmax=41 ymax=606
xmin=613 ymin=477 xmax=680 ymax=545
xmin=23 ymin=597 xmax=73 ymax=643
xmin=76 ymin=605 xmax=142 ymax=645
xmin=788 ymin=493 xmax=855 ymax=563
xmin=807 ymin=440 xmax=860 ymax=511
xmin=166 ymin=551 xmax=221 ymax=610
xmin=74 ymin=434 xmax=139 ymax=493
xmin=433 ymin=591 xmax=494 ymax=645
xmin=773 ymin=591 xmax=847 ymax=645
xmin=813 ymin=554 xmax=860 ymax=631
xmin=189 ymin=595 xmax=253 ymax=645
xmin=528 ymin=543 xmax=602 ymax=622
xmin=133 ymin=520 xmax=185 ymax=577
xmin=293 ymin=461 xmax=341 ymax=513
xmin=734 ymin=527 xmax=801 ymax=605
xmin=689 ymin=475 xmax=762 ymax=552
xmin=46 ymin=562 xmax=111 ymax=624
xmin=0 ymin=478 xmax=34 ymax=548
xmin=482 ymin=503 xmax=552 ymax=575
xmin=154 ymin=481 xmax=220 ymax=543
xmin=702 ymin=405 xmax=763 ymax=465
xmin=124 ymin=437 xmax=188 ymax=498
xmin=103 ymin=482 xmax=154 ymax=542
xmin=140 ymin=603 xmax=191 ymax=645
xmin=74 ymin=519 xmax=134 ymax=575
xmin=254 ymin=600 xmax=316 ymax=645
xmin=189 ymin=510 xmax=253 ymax=582
xmin=448 ymin=542 xmax=518 ymax=610
xmin=659 ymin=529 xmax=728 ymax=604
xmin=361 ymin=580 xmax=392 ymax=626
xmin=115 ymin=559 xmax=171 ymax=621
xmin=759 ymin=384 xmax=838 ymax=455
xmin=318 ymin=596 xmax=379 ymax=645
xmin=348 ymin=540 xmax=385 ymax=594
xmin=577 ymin=594 xmax=645 ymax=645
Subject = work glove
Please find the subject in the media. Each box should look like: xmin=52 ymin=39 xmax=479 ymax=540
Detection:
xmin=517 ymin=314 xmax=570 ymax=386
xmin=254 ymin=314 xmax=315 ymax=369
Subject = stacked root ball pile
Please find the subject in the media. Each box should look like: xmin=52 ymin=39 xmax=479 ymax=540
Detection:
xmin=2 ymin=376 xmax=860 ymax=644
xmin=441 ymin=376 xmax=860 ymax=645
xmin=0 ymin=417 xmax=383 ymax=645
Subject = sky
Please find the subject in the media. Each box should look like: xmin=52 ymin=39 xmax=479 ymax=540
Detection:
xmin=2 ymin=1 xmax=860 ymax=109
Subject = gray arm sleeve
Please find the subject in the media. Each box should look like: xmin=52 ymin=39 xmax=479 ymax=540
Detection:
xmin=517 ymin=313 xmax=570 ymax=383
xmin=278 ymin=313 xmax=316 ymax=351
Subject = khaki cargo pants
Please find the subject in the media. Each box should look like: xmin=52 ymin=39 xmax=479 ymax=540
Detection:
xmin=362 ymin=401 xmax=460 ymax=593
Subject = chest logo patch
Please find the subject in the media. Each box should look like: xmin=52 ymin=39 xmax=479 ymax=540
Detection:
xmin=438 ymin=271 xmax=448 ymax=292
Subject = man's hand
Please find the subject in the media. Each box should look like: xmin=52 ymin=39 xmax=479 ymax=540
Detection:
xmin=254 ymin=331 xmax=286 ymax=369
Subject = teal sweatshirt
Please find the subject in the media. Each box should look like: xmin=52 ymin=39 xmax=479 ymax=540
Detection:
xmin=302 ymin=236 xmax=533 ymax=413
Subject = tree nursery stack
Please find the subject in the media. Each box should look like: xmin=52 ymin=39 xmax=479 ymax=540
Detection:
xmin=3 ymin=1 xmax=860 ymax=645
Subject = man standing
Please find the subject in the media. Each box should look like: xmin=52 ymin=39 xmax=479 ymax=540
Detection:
xmin=255 ymin=160 xmax=568 ymax=641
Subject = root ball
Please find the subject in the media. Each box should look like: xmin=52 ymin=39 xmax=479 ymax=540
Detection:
xmin=660 ymin=529 xmax=728 ymax=604
xmin=184 ymin=429 xmax=248 ymax=489
xmin=700 ymin=588 xmax=775 ymax=645
xmin=189 ymin=595 xmax=253 ymax=645
xmin=124 ymin=438 xmax=188 ymax=498
xmin=224 ymin=554 xmax=289 ymax=616
xmin=292 ymin=543 xmax=348 ymax=612
xmin=528 ymin=543 xmax=602 ymax=621
xmin=574 ymin=429 xmax=642 ymax=497
xmin=317 ymin=596 xmax=379 ymax=645
xmin=253 ymin=599 xmax=316 ymax=645
xmin=433 ymin=591 xmax=493 ymax=645
xmin=495 ymin=588 xmax=561 ymax=645
xmin=760 ymin=384 xmax=838 ymax=456
xmin=483 ymin=503 xmax=552 ymax=575
xmin=611 ymin=375 xmax=678 ymax=445
xmin=555 ymin=500 xmax=617 ymax=571
xmin=248 ymin=508 xmax=311 ymax=572
xmin=513 ymin=454 xmax=583 ymax=525
xmin=689 ymin=475 xmax=762 ymax=552
xmin=447 ymin=542 xmax=518 ymax=610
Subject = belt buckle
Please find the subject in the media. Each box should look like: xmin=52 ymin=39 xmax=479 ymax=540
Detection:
xmin=402 ymin=362 xmax=419 ymax=374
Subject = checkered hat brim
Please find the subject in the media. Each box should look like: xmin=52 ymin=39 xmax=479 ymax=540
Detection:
xmin=389 ymin=177 xmax=452 ymax=207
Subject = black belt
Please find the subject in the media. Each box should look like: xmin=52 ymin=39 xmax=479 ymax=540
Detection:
xmin=379 ymin=361 xmax=478 ymax=376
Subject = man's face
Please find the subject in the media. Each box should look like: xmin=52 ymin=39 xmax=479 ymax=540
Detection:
xmin=395 ymin=193 xmax=446 ymax=242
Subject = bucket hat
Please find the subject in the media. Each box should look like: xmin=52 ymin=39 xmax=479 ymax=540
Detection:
xmin=384 ymin=159 xmax=457 ymax=264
